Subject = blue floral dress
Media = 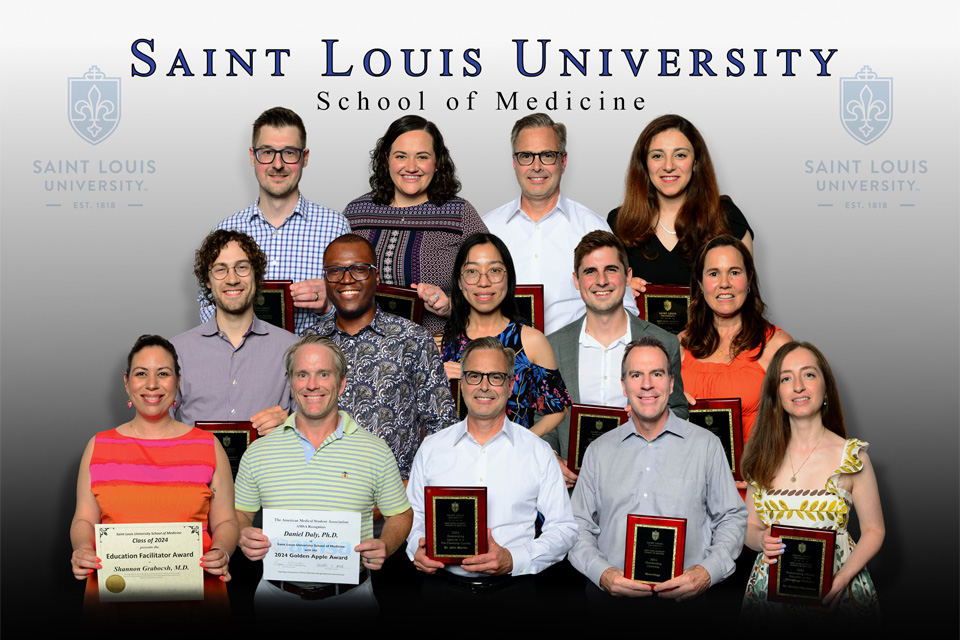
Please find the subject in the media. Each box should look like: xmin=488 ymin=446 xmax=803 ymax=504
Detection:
xmin=442 ymin=322 xmax=571 ymax=428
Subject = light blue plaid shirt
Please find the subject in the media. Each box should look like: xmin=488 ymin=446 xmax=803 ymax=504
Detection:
xmin=200 ymin=193 xmax=350 ymax=335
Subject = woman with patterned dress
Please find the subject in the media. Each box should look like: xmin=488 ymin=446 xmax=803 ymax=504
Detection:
xmin=608 ymin=114 xmax=754 ymax=296
xmin=70 ymin=335 xmax=238 ymax=625
xmin=740 ymin=341 xmax=884 ymax=626
xmin=440 ymin=233 xmax=570 ymax=436
xmin=343 ymin=115 xmax=487 ymax=335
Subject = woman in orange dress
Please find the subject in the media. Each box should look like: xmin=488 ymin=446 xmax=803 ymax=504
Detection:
xmin=679 ymin=235 xmax=793 ymax=491
xmin=70 ymin=335 xmax=238 ymax=625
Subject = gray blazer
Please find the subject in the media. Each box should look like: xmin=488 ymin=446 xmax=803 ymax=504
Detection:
xmin=541 ymin=313 xmax=688 ymax=458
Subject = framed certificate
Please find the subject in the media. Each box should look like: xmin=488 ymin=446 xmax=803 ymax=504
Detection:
xmin=424 ymin=486 xmax=487 ymax=563
xmin=623 ymin=515 xmax=686 ymax=585
xmin=515 ymin=284 xmax=545 ymax=332
xmin=255 ymin=280 xmax=295 ymax=333
xmin=567 ymin=403 xmax=628 ymax=472
xmin=636 ymin=284 xmax=691 ymax=335
xmin=95 ymin=522 xmax=204 ymax=602
xmin=375 ymin=284 xmax=424 ymax=324
xmin=768 ymin=524 xmax=836 ymax=605
xmin=687 ymin=398 xmax=743 ymax=480
xmin=194 ymin=421 xmax=257 ymax=479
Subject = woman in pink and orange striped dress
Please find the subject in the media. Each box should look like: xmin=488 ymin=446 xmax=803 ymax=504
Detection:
xmin=70 ymin=335 xmax=238 ymax=622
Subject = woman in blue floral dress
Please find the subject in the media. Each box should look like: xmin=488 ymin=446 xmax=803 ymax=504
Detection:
xmin=441 ymin=233 xmax=570 ymax=436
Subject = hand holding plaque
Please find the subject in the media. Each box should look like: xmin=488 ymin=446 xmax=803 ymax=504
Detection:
xmin=424 ymin=486 xmax=487 ymax=563
xmin=255 ymin=280 xmax=295 ymax=332
xmin=567 ymin=404 xmax=628 ymax=473
xmin=636 ymin=284 xmax=691 ymax=335
xmin=768 ymin=524 xmax=835 ymax=605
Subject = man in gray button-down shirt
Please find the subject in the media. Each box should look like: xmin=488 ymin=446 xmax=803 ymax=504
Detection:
xmin=173 ymin=230 xmax=297 ymax=431
xmin=569 ymin=336 xmax=746 ymax=602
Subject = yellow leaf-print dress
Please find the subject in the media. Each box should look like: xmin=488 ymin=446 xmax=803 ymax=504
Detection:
xmin=741 ymin=439 xmax=880 ymax=622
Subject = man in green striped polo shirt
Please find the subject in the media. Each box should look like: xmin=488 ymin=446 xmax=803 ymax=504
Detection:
xmin=234 ymin=335 xmax=412 ymax=622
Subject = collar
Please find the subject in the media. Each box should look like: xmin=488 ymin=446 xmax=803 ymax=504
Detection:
xmin=200 ymin=314 xmax=270 ymax=339
xmin=578 ymin=311 xmax=631 ymax=349
xmin=282 ymin=410 xmax=358 ymax=439
xmin=617 ymin=409 xmax=687 ymax=444
xmin=450 ymin=416 xmax=517 ymax=447
xmin=311 ymin=307 xmax=388 ymax=338
xmin=504 ymin=192 xmax=572 ymax=223
xmin=250 ymin=192 xmax=307 ymax=222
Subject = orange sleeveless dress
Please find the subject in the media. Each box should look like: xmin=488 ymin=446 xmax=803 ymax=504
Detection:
xmin=82 ymin=427 xmax=228 ymax=623
xmin=681 ymin=326 xmax=780 ymax=444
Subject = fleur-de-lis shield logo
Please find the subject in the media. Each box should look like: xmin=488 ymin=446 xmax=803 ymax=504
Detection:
xmin=69 ymin=66 xmax=120 ymax=145
xmin=840 ymin=66 xmax=891 ymax=145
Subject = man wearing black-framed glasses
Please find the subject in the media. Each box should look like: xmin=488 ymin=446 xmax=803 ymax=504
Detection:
xmin=484 ymin=113 xmax=638 ymax=335
xmin=204 ymin=107 xmax=351 ymax=336
xmin=404 ymin=336 xmax=576 ymax=618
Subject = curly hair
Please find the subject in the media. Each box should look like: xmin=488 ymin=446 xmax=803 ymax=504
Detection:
xmin=613 ymin=114 xmax=729 ymax=262
xmin=193 ymin=229 xmax=268 ymax=306
xmin=125 ymin=334 xmax=181 ymax=378
xmin=368 ymin=115 xmax=461 ymax=206
xmin=741 ymin=342 xmax=847 ymax=489
xmin=441 ymin=233 xmax=526 ymax=352
xmin=681 ymin=234 xmax=772 ymax=360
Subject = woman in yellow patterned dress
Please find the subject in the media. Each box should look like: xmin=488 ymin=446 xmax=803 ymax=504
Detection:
xmin=740 ymin=342 xmax=883 ymax=625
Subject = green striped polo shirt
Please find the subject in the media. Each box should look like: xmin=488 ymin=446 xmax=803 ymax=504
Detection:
xmin=235 ymin=411 xmax=410 ymax=544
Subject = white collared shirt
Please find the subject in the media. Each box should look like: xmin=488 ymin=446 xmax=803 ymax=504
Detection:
xmin=405 ymin=417 xmax=577 ymax=577
xmin=578 ymin=318 xmax=631 ymax=408
xmin=484 ymin=193 xmax=639 ymax=335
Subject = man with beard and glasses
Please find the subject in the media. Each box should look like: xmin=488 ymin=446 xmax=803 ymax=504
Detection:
xmin=173 ymin=229 xmax=298 ymax=433
xmin=202 ymin=107 xmax=350 ymax=336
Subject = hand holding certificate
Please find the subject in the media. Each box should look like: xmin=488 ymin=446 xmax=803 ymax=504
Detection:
xmin=95 ymin=522 xmax=204 ymax=602
xmin=262 ymin=509 xmax=362 ymax=583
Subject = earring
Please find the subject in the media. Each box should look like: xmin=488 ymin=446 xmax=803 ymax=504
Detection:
xmin=126 ymin=399 xmax=133 ymax=409
xmin=173 ymin=401 xmax=179 ymax=409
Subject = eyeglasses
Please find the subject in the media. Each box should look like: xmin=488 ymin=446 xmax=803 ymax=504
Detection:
xmin=253 ymin=147 xmax=305 ymax=164
xmin=210 ymin=262 xmax=252 ymax=280
xmin=461 ymin=267 xmax=507 ymax=285
xmin=513 ymin=151 xmax=562 ymax=166
xmin=462 ymin=370 xmax=510 ymax=386
xmin=323 ymin=263 xmax=378 ymax=283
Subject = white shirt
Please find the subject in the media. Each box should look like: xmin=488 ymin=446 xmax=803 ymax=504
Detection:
xmin=484 ymin=193 xmax=639 ymax=335
xmin=578 ymin=318 xmax=631 ymax=408
xmin=405 ymin=417 xmax=577 ymax=577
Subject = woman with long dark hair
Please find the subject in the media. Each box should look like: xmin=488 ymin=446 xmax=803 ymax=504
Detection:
xmin=343 ymin=115 xmax=487 ymax=334
xmin=441 ymin=233 xmax=570 ymax=437
xmin=680 ymin=235 xmax=791 ymax=449
xmin=609 ymin=114 xmax=753 ymax=295
xmin=740 ymin=341 xmax=883 ymax=623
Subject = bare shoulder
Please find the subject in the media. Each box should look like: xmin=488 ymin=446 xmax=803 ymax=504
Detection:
xmin=520 ymin=325 xmax=556 ymax=367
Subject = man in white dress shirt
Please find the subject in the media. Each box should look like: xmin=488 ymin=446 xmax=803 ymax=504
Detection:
xmin=483 ymin=113 xmax=638 ymax=334
xmin=405 ymin=336 xmax=577 ymax=613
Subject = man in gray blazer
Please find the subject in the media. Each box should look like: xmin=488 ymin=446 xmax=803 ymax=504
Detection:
xmin=542 ymin=231 xmax=686 ymax=486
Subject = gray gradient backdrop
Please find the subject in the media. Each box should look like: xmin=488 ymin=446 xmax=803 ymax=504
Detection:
xmin=2 ymin=1 xmax=957 ymax=630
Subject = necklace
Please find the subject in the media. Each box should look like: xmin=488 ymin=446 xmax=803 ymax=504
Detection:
xmin=658 ymin=220 xmax=677 ymax=235
xmin=788 ymin=427 xmax=825 ymax=482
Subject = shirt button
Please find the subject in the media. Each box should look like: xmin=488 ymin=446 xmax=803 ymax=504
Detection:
xmin=273 ymin=230 xmax=279 ymax=235
xmin=232 ymin=380 xmax=237 ymax=386
xmin=643 ymin=493 xmax=648 ymax=498
xmin=230 ymin=409 xmax=236 ymax=415
xmin=534 ymin=253 xmax=539 ymax=258
xmin=271 ymin=260 xmax=279 ymax=266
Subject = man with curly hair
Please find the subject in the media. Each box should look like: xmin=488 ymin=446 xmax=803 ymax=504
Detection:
xmin=202 ymin=107 xmax=351 ymax=335
xmin=174 ymin=229 xmax=298 ymax=433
